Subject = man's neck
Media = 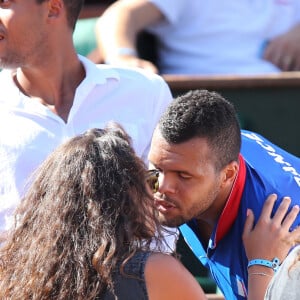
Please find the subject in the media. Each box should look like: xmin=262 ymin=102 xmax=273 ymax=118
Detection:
xmin=13 ymin=60 xmax=85 ymax=122
xmin=194 ymin=181 xmax=236 ymax=248
xmin=195 ymin=219 xmax=214 ymax=248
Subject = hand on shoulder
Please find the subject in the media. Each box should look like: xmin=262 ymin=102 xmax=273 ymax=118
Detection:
xmin=243 ymin=194 xmax=300 ymax=263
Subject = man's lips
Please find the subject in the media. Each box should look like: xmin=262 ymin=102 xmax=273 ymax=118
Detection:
xmin=154 ymin=198 xmax=177 ymax=212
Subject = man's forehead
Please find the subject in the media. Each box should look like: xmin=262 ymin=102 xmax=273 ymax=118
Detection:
xmin=149 ymin=134 xmax=212 ymax=167
xmin=149 ymin=130 xmax=173 ymax=160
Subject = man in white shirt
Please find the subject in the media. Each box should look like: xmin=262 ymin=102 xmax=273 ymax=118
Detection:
xmin=0 ymin=0 xmax=172 ymax=234
xmin=95 ymin=0 xmax=300 ymax=74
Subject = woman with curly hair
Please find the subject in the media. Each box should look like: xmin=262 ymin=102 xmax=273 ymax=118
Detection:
xmin=0 ymin=123 xmax=206 ymax=300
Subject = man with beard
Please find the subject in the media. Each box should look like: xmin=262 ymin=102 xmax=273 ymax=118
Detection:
xmin=0 ymin=0 xmax=172 ymax=238
xmin=147 ymin=89 xmax=300 ymax=300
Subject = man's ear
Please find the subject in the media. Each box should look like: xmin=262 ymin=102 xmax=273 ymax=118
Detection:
xmin=47 ymin=0 xmax=63 ymax=19
xmin=221 ymin=160 xmax=239 ymax=187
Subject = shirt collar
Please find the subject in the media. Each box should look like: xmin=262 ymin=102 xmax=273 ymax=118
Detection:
xmin=213 ymin=154 xmax=246 ymax=246
xmin=78 ymin=54 xmax=120 ymax=85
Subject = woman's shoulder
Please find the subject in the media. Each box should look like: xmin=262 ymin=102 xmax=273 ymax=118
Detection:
xmin=145 ymin=252 xmax=207 ymax=300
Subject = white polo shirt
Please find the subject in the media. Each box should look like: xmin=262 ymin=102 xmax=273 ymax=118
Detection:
xmin=145 ymin=0 xmax=300 ymax=74
xmin=0 ymin=55 xmax=172 ymax=231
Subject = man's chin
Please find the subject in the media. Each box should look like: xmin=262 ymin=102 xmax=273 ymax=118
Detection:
xmin=158 ymin=214 xmax=185 ymax=228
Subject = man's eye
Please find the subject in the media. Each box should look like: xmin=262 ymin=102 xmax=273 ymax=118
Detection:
xmin=179 ymin=173 xmax=192 ymax=179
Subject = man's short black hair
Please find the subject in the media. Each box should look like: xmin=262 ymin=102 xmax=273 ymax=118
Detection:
xmin=159 ymin=89 xmax=241 ymax=170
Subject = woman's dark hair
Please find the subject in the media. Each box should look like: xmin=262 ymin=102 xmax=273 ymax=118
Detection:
xmin=0 ymin=122 xmax=165 ymax=299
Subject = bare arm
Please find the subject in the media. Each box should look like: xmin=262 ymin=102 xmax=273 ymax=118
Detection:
xmin=263 ymin=23 xmax=300 ymax=71
xmin=145 ymin=253 xmax=207 ymax=300
xmin=95 ymin=0 xmax=164 ymax=73
xmin=243 ymin=194 xmax=300 ymax=300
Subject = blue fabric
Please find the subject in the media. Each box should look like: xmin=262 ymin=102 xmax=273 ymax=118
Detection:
xmin=180 ymin=129 xmax=300 ymax=300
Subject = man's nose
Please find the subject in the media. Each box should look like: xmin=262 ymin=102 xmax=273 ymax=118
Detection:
xmin=157 ymin=173 xmax=177 ymax=194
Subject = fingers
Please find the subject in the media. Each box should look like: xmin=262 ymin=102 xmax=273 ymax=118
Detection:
xmin=268 ymin=50 xmax=294 ymax=71
xmin=262 ymin=36 xmax=298 ymax=71
xmin=291 ymin=56 xmax=300 ymax=71
xmin=263 ymin=40 xmax=282 ymax=67
xmin=261 ymin=195 xmax=299 ymax=231
xmin=243 ymin=209 xmax=255 ymax=237
xmin=254 ymin=194 xmax=299 ymax=229
xmin=272 ymin=196 xmax=291 ymax=225
xmin=282 ymin=204 xmax=300 ymax=231
xmin=280 ymin=55 xmax=293 ymax=71
xmin=243 ymin=194 xmax=299 ymax=263
xmin=251 ymin=194 xmax=299 ymax=232
xmin=258 ymin=193 xmax=278 ymax=222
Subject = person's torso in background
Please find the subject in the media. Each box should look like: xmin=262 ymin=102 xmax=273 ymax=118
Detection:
xmin=146 ymin=0 xmax=300 ymax=74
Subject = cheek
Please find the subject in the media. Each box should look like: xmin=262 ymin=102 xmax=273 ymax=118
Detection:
xmin=177 ymin=185 xmax=200 ymax=209
xmin=185 ymin=179 xmax=219 ymax=206
xmin=7 ymin=17 xmax=33 ymax=48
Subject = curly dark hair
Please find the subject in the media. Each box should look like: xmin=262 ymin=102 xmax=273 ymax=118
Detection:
xmin=159 ymin=89 xmax=241 ymax=170
xmin=36 ymin=0 xmax=84 ymax=30
xmin=0 ymin=122 xmax=165 ymax=299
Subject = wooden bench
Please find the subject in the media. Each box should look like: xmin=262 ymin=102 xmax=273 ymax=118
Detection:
xmin=164 ymin=73 xmax=300 ymax=157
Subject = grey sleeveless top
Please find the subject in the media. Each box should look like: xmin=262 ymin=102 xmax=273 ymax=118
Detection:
xmin=103 ymin=251 xmax=152 ymax=300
